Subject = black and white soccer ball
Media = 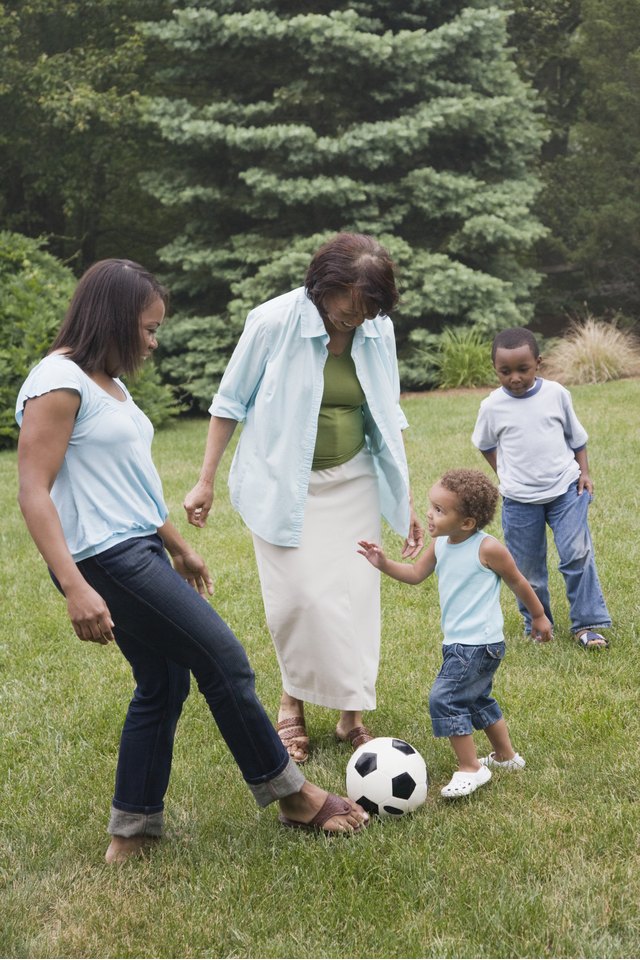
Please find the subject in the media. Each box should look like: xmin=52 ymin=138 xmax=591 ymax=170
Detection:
xmin=345 ymin=737 xmax=428 ymax=817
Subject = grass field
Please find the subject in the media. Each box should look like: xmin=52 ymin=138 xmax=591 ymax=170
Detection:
xmin=1 ymin=380 xmax=639 ymax=959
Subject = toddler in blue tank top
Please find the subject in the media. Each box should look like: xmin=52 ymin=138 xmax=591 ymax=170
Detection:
xmin=359 ymin=468 xmax=552 ymax=799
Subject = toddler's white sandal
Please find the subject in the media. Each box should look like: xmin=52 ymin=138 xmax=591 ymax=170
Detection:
xmin=479 ymin=751 xmax=526 ymax=771
xmin=440 ymin=765 xmax=491 ymax=798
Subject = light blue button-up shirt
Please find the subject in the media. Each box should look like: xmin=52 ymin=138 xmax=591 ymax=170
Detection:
xmin=210 ymin=287 xmax=411 ymax=547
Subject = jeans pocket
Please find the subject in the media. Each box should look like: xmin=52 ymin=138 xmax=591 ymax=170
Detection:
xmin=485 ymin=642 xmax=506 ymax=662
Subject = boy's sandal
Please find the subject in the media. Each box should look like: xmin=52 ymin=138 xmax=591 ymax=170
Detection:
xmin=276 ymin=716 xmax=309 ymax=764
xmin=576 ymin=629 xmax=608 ymax=650
xmin=335 ymin=725 xmax=374 ymax=750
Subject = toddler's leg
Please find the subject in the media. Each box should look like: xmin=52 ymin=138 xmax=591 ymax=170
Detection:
xmin=440 ymin=735 xmax=492 ymax=798
xmin=480 ymin=719 xmax=526 ymax=770
xmin=449 ymin=734 xmax=482 ymax=773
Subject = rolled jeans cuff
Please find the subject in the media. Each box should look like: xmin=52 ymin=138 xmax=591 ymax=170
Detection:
xmin=108 ymin=805 xmax=164 ymax=838
xmin=248 ymin=758 xmax=306 ymax=808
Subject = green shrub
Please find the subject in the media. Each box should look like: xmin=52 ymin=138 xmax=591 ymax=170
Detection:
xmin=399 ymin=324 xmax=496 ymax=391
xmin=0 ymin=232 xmax=75 ymax=449
xmin=0 ymin=232 xmax=182 ymax=446
xmin=124 ymin=362 xmax=185 ymax=430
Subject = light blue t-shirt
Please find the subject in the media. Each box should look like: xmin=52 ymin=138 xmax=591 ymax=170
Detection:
xmin=210 ymin=287 xmax=411 ymax=547
xmin=434 ymin=531 xmax=504 ymax=646
xmin=16 ymin=354 xmax=168 ymax=561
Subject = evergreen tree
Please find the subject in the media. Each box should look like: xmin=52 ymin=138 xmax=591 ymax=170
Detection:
xmin=141 ymin=0 xmax=545 ymax=399
xmin=0 ymin=0 xmax=173 ymax=271
xmin=553 ymin=0 xmax=640 ymax=315
xmin=510 ymin=0 xmax=640 ymax=321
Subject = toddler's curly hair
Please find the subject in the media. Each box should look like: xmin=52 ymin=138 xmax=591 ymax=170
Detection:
xmin=439 ymin=468 xmax=498 ymax=531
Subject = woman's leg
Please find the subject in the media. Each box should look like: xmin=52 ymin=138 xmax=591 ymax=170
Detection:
xmin=108 ymin=626 xmax=190 ymax=831
xmin=80 ymin=536 xmax=367 ymax=849
xmin=80 ymin=537 xmax=303 ymax=806
xmin=276 ymin=691 xmax=308 ymax=763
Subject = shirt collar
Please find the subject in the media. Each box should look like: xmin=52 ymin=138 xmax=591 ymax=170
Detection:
xmin=299 ymin=287 xmax=381 ymax=340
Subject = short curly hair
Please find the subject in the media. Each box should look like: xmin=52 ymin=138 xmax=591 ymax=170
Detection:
xmin=439 ymin=469 xmax=499 ymax=531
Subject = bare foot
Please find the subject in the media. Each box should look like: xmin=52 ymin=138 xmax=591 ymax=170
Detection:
xmin=105 ymin=835 xmax=158 ymax=864
xmin=278 ymin=782 xmax=369 ymax=833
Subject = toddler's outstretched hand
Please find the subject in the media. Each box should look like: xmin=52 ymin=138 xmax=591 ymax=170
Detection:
xmin=357 ymin=540 xmax=387 ymax=569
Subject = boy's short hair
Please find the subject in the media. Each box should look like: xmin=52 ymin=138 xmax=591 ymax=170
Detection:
xmin=440 ymin=469 xmax=499 ymax=531
xmin=491 ymin=327 xmax=540 ymax=362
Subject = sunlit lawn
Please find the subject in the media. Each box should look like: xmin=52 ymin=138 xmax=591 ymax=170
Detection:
xmin=1 ymin=379 xmax=638 ymax=959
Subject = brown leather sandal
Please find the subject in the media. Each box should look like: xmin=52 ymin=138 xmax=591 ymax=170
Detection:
xmin=336 ymin=725 xmax=374 ymax=750
xmin=276 ymin=716 xmax=309 ymax=764
xmin=278 ymin=793 xmax=366 ymax=833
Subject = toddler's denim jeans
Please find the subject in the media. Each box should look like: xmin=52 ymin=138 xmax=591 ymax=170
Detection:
xmin=502 ymin=483 xmax=611 ymax=634
xmin=62 ymin=534 xmax=304 ymax=837
xmin=429 ymin=642 xmax=505 ymax=738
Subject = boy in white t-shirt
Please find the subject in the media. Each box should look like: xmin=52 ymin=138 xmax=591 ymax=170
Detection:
xmin=472 ymin=327 xmax=611 ymax=649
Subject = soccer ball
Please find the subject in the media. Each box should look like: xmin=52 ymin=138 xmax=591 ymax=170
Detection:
xmin=345 ymin=737 xmax=428 ymax=817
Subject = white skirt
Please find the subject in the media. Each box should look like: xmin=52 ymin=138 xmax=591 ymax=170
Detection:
xmin=252 ymin=447 xmax=381 ymax=710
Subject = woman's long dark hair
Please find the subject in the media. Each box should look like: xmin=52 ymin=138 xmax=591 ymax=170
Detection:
xmin=305 ymin=233 xmax=399 ymax=319
xmin=50 ymin=259 xmax=169 ymax=377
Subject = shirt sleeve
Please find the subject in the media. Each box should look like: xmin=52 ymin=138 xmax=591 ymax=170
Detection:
xmin=380 ymin=318 xmax=409 ymax=431
xmin=561 ymin=387 xmax=588 ymax=449
xmin=209 ymin=308 xmax=270 ymax=422
xmin=471 ymin=397 xmax=497 ymax=451
xmin=15 ymin=356 xmax=85 ymax=426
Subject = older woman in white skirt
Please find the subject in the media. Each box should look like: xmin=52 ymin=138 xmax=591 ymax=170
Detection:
xmin=184 ymin=234 xmax=423 ymax=763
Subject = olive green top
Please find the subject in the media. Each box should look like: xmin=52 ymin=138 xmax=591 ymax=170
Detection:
xmin=312 ymin=347 xmax=366 ymax=470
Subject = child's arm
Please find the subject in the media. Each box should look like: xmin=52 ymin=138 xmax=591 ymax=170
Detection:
xmin=574 ymin=447 xmax=593 ymax=495
xmin=358 ymin=539 xmax=437 ymax=585
xmin=480 ymin=448 xmax=497 ymax=474
xmin=479 ymin=537 xmax=554 ymax=642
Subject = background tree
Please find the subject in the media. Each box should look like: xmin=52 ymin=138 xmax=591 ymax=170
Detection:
xmin=0 ymin=0 xmax=173 ymax=272
xmin=509 ymin=0 xmax=640 ymax=325
xmin=140 ymin=0 xmax=546 ymax=401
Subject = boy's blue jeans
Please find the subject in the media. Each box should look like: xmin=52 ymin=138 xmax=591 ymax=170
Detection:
xmin=64 ymin=535 xmax=304 ymax=837
xmin=502 ymin=484 xmax=611 ymax=634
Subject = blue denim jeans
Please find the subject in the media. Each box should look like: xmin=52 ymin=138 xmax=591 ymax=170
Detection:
xmin=64 ymin=535 xmax=304 ymax=837
xmin=429 ymin=642 xmax=505 ymax=738
xmin=502 ymin=484 xmax=611 ymax=634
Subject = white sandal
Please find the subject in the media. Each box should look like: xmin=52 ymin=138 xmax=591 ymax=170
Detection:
xmin=480 ymin=751 xmax=526 ymax=771
xmin=440 ymin=765 xmax=492 ymax=798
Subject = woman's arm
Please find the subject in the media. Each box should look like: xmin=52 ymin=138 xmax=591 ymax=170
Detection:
xmin=183 ymin=416 xmax=238 ymax=527
xmin=17 ymin=390 xmax=116 ymax=644
xmin=157 ymin=520 xmax=214 ymax=597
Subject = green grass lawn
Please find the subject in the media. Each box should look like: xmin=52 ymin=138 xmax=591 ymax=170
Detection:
xmin=1 ymin=380 xmax=639 ymax=959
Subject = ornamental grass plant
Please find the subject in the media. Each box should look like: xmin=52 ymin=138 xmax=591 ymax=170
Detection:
xmin=542 ymin=315 xmax=640 ymax=385
xmin=1 ymin=381 xmax=639 ymax=959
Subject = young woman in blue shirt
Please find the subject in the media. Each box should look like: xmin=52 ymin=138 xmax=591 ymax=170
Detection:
xmin=16 ymin=259 xmax=369 ymax=863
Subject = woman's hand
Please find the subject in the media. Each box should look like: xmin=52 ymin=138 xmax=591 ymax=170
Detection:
xmin=172 ymin=549 xmax=214 ymax=597
xmin=183 ymin=481 xmax=214 ymax=528
xmin=401 ymin=506 xmax=424 ymax=559
xmin=65 ymin=581 xmax=115 ymax=644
